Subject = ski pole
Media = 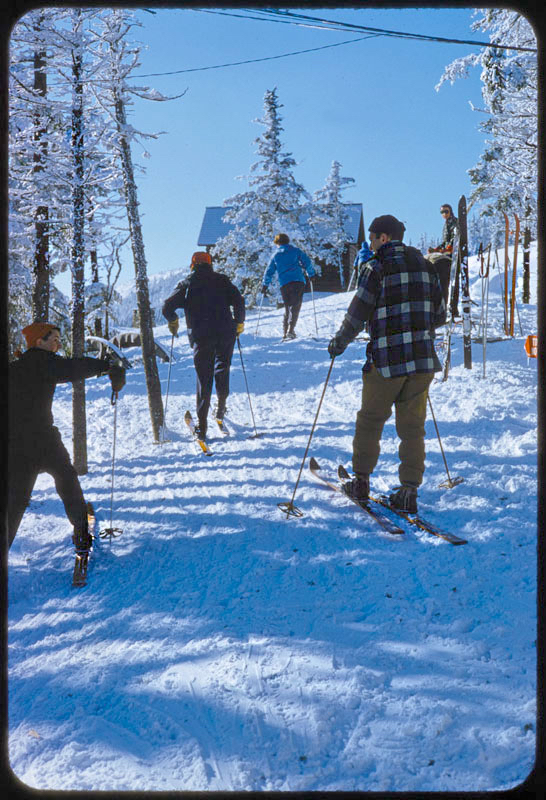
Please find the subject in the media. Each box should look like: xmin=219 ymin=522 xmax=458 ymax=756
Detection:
xmin=278 ymin=357 xmax=335 ymax=518
xmin=160 ymin=333 xmax=175 ymax=444
xmin=427 ymin=395 xmax=464 ymax=489
xmin=100 ymin=390 xmax=123 ymax=541
xmin=309 ymin=278 xmax=319 ymax=337
xmin=254 ymin=292 xmax=265 ymax=338
xmin=237 ymin=336 xmax=260 ymax=438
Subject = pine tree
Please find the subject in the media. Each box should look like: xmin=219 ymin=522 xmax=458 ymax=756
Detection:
xmin=212 ymin=88 xmax=311 ymax=303
xmin=309 ymin=160 xmax=354 ymax=287
xmin=436 ymin=9 xmax=537 ymax=301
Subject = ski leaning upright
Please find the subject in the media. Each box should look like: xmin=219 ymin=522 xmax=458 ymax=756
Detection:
xmin=458 ymin=195 xmax=472 ymax=370
xmin=309 ymin=458 xmax=404 ymax=536
xmin=441 ymin=220 xmax=461 ymax=381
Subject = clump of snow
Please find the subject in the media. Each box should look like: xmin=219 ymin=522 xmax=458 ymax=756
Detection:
xmin=8 ymin=247 xmax=537 ymax=791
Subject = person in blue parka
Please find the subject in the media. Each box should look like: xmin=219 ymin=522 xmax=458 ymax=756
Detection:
xmin=261 ymin=233 xmax=316 ymax=340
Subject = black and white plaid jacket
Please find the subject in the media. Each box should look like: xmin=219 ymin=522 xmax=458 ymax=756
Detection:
xmin=335 ymin=241 xmax=446 ymax=378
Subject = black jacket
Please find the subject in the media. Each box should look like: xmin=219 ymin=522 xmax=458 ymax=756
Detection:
xmin=9 ymin=348 xmax=110 ymax=437
xmin=162 ymin=263 xmax=245 ymax=346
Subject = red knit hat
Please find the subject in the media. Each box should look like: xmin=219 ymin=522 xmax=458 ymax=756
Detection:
xmin=191 ymin=251 xmax=212 ymax=267
xmin=22 ymin=322 xmax=59 ymax=349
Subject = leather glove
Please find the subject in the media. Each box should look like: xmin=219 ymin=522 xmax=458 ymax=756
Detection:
xmin=261 ymin=285 xmax=268 ymax=296
xmin=168 ymin=318 xmax=179 ymax=336
xmin=108 ymin=364 xmax=126 ymax=393
xmin=236 ymin=322 xmax=245 ymax=335
xmin=328 ymin=335 xmax=347 ymax=359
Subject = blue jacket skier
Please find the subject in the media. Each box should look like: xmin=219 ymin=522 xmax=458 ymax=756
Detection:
xmin=261 ymin=234 xmax=316 ymax=339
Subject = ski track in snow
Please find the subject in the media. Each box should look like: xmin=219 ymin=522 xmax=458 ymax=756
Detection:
xmin=8 ymin=250 xmax=538 ymax=791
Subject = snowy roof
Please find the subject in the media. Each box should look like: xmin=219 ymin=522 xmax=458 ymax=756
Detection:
xmin=197 ymin=203 xmax=364 ymax=246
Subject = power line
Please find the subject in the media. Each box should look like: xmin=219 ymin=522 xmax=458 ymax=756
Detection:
xmin=203 ymin=7 xmax=537 ymax=54
xmin=131 ymin=33 xmax=379 ymax=79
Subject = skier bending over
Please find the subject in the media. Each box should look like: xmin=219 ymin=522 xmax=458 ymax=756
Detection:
xmin=328 ymin=215 xmax=446 ymax=513
xmin=162 ymin=251 xmax=245 ymax=441
xmin=8 ymin=323 xmax=126 ymax=550
xmin=261 ymin=233 xmax=316 ymax=340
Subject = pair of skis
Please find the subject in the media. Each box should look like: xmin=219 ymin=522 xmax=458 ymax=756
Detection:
xmin=309 ymin=457 xmax=467 ymax=545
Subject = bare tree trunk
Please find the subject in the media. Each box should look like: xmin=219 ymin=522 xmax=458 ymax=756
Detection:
xmin=114 ymin=94 xmax=163 ymax=441
xmin=32 ymin=16 xmax=49 ymax=321
xmin=71 ymin=25 xmax=88 ymax=475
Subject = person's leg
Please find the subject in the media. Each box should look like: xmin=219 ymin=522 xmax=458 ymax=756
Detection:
xmin=41 ymin=430 xmax=90 ymax=549
xmin=193 ymin=339 xmax=216 ymax=434
xmin=7 ymin=447 xmax=39 ymax=548
xmin=213 ymin=332 xmax=236 ymax=416
xmin=394 ymin=372 xmax=434 ymax=489
xmin=287 ymin=283 xmax=304 ymax=335
xmin=352 ymin=367 xmax=404 ymax=478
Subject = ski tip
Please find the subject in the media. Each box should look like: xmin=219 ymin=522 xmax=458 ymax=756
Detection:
xmin=338 ymin=464 xmax=350 ymax=480
xmin=184 ymin=410 xmax=192 ymax=421
xmin=309 ymin=456 xmax=320 ymax=470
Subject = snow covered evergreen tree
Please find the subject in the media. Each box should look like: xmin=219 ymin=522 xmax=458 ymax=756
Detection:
xmin=436 ymin=9 xmax=537 ymax=299
xmin=212 ymin=88 xmax=312 ymax=303
xmin=308 ymin=160 xmax=354 ymax=287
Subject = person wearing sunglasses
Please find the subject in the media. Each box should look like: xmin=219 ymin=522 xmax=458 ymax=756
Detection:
xmin=429 ymin=204 xmax=458 ymax=254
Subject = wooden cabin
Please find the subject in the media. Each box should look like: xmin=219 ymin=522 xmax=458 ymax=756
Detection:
xmin=197 ymin=203 xmax=365 ymax=292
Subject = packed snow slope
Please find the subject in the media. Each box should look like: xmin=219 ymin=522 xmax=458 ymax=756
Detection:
xmin=8 ymin=247 xmax=538 ymax=792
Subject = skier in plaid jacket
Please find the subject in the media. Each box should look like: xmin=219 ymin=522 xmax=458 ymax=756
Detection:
xmin=328 ymin=214 xmax=446 ymax=513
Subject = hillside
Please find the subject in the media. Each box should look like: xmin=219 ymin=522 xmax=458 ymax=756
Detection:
xmin=8 ymin=246 xmax=538 ymax=792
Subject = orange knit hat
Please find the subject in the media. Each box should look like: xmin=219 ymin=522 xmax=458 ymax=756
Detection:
xmin=191 ymin=251 xmax=212 ymax=268
xmin=22 ymin=322 xmax=59 ymax=349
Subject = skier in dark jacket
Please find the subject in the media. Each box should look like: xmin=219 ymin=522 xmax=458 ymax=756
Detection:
xmin=162 ymin=252 xmax=245 ymax=440
xmin=429 ymin=203 xmax=458 ymax=253
xmin=8 ymin=322 xmax=126 ymax=549
xmin=261 ymin=233 xmax=316 ymax=339
xmin=328 ymin=215 xmax=446 ymax=513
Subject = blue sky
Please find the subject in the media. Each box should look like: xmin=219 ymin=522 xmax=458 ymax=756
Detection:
xmin=53 ymin=6 xmax=488 ymax=296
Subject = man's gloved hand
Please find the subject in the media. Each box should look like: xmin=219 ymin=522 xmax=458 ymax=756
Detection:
xmin=108 ymin=363 xmax=126 ymax=393
xmin=261 ymin=285 xmax=268 ymax=296
xmin=328 ymin=335 xmax=348 ymax=359
xmin=236 ymin=322 xmax=245 ymax=335
xmin=168 ymin=318 xmax=179 ymax=336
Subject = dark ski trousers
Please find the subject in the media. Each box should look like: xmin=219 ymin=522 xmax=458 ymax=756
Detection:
xmin=8 ymin=427 xmax=88 ymax=548
xmin=193 ymin=331 xmax=237 ymax=429
xmin=280 ymin=281 xmax=305 ymax=335
xmin=352 ymin=366 xmax=434 ymax=488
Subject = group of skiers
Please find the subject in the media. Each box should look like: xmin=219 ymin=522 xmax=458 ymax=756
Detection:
xmin=8 ymin=211 xmax=451 ymax=554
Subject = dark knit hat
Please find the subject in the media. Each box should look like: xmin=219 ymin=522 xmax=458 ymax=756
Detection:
xmin=369 ymin=215 xmax=406 ymax=240
xmin=191 ymin=251 xmax=212 ymax=267
xmin=22 ymin=322 xmax=59 ymax=349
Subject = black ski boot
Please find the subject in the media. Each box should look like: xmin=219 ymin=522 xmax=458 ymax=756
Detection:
xmin=389 ymin=485 xmax=418 ymax=514
xmin=72 ymin=523 xmax=93 ymax=553
xmin=342 ymin=474 xmax=369 ymax=503
xmin=286 ymin=329 xmax=297 ymax=340
xmin=194 ymin=424 xmax=207 ymax=441
xmin=214 ymin=400 xmax=227 ymax=420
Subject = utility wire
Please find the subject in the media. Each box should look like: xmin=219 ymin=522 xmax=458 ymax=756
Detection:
xmin=131 ymin=34 xmax=378 ymax=78
xmin=201 ymin=6 xmax=537 ymax=54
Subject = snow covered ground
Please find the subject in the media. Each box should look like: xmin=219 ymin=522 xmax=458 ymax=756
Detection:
xmin=8 ymin=247 xmax=538 ymax=792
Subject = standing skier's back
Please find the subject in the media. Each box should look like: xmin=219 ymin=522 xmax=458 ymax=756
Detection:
xmin=261 ymin=233 xmax=315 ymax=339
xmin=162 ymin=251 xmax=245 ymax=439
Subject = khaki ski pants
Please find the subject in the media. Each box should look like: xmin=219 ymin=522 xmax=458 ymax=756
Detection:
xmin=352 ymin=366 xmax=434 ymax=488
